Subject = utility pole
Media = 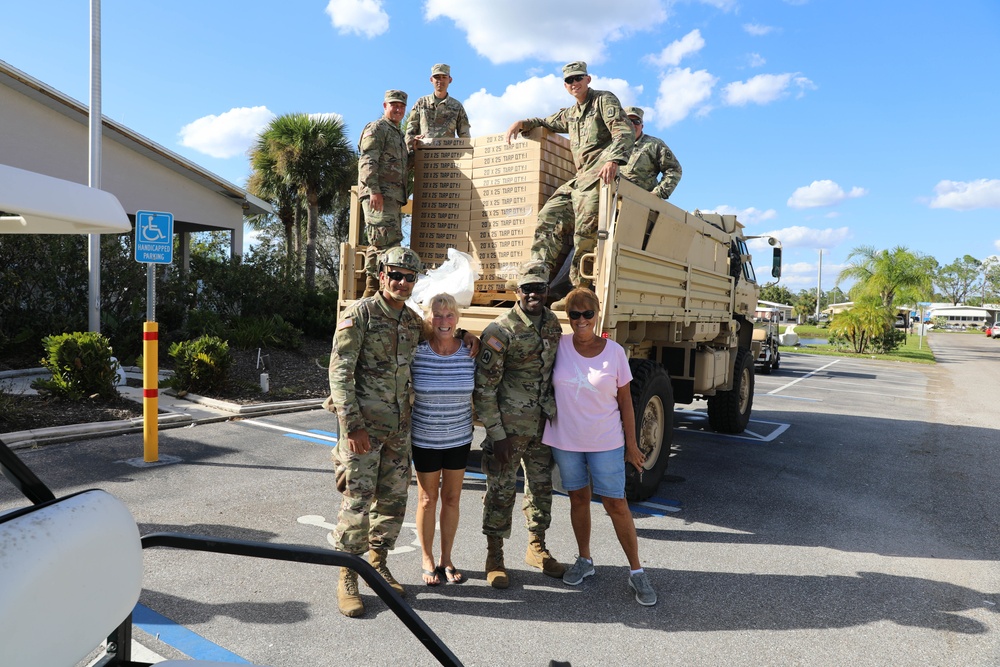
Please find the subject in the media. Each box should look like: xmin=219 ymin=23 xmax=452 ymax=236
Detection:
xmin=815 ymin=249 xmax=822 ymax=320
xmin=87 ymin=0 xmax=102 ymax=332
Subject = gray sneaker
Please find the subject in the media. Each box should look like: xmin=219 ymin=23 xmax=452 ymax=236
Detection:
xmin=629 ymin=571 xmax=657 ymax=606
xmin=562 ymin=556 xmax=595 ymax=586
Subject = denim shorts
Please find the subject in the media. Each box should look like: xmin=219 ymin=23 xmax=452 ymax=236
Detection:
xmin=550 ymin=446 xmax=625 ymax=499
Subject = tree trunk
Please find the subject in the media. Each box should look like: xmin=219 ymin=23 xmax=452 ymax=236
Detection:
xmin=304 ymin=190 xmax=319 ymax=291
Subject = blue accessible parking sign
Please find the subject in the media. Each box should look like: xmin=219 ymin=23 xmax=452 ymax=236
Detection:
xmin=135 ymin=210 xmax=173 ymax=264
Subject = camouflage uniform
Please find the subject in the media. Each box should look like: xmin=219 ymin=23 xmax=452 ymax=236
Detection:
xmin=518 ymin=63 xmax=634 ymax=287
xmin=328 ymin=291 xmax=422 ymax=554
xmin=621 ymin=111 xmax=682 ymax=199
xmin=358 ymin=92 xmax=410 ymax=280
xmin=475 ymin=303 xmax=562 ymax=538
xmin=404 ymin=95 xmax=471 ymax=150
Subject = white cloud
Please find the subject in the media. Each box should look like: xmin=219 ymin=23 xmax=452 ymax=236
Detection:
xmin=996 ymin=240 xmax=1000 ymax=252
xmin=179 ymin=106 xmax=276 ymax=159
xmin=703 ymin=204 xmax=777 ymax=225
xmin=653 ymin=67 xmax=718 ymax=127
xmin=787 ymin=180 xmax=867 ymax=209
xmin=763 ymin=225 xmax=852 ymax=248
xmin=424 ymin=0 xmax=666 ymax=64
xmin=463 ymin=75 xmax=643 ymax=136
xmin=747 ymin=52 xmax=766 ymax=67
xmin=325 ymin=0 xmax=389 ymax=38
xmin=927 ymin=179 xmax=1000 ymax=210
xmin=700 ymin=0 xmax=738 ymax=10
xmin=778 ymin=260 xmax=846 ymax=290
xmin=723 ymin=73 xmax=815 ymax=106
xmin=744 ymin=23 xmax=776 ymax=36
xmin=645 ymin=30 xmax=705 ymax=68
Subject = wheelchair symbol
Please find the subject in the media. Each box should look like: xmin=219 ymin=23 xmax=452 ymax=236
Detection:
xmin=140 ymin=213 xmax=169 ymax=242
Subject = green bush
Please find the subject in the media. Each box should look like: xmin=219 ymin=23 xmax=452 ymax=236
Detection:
xmin=167 ymin=335 xmax=232 ymax=394
xmin=31 ymin=332 xmax=119 ymax=400
xmin=227 ymin=315 xmax=302 ymax=350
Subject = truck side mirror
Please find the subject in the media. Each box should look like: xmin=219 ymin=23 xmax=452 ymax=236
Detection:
xmin=771 ymin=247 xmax=782 ymax=279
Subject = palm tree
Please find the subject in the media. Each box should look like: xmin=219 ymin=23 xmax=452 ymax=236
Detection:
xmin=246 ymin=147 xmax=301 ymax=278
xmin=252 ymin=114 xmax=356 ymax=290
xmin=837 ymin=245 xmax=934 ymax=310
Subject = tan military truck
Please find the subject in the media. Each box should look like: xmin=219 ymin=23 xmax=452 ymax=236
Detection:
xmin=339 ymin=170 xmax=780 ymax=501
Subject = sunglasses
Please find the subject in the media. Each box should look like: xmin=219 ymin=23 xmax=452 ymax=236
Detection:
xmin=568 ymin=310 xmax=596 ymax=320
xmin=629 ymin=118 xmax=642 ymax=125
xmin=564 ymin=75 xmax=586 ymax=84
xmin=386 ymin=270 xmax=417 ymax=283
xmin=519 ymin=283 xmax=548 ymax=294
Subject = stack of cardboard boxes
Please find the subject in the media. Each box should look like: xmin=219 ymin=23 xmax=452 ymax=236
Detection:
xmin=410 ymin=128 xmax=574 ymax=303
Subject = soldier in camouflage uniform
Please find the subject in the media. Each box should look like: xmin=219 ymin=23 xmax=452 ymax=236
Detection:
xmin=620 ymin=106 xmax=682 ymax=200
xmin=404 ymin=63 xmax=471 ymax=153
xmin=358 ymin=90 xmax=411 ymax=298
xmin=505 ymin=61 xmax=634 ymax=303
xmin=328 ymin=246 xmax=423 ymax=617
xmin=475 ymin=260 xmax=567 ymax=588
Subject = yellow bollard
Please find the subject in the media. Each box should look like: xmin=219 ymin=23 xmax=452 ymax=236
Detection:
xmin=143 ymin=321 xmax=159 ymax=462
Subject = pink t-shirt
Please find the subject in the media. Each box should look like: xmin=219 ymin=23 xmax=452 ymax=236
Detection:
xmin=543 ymin=334 xmax=633 ymax=452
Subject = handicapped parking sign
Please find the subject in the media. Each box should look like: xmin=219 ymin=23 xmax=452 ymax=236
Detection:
xmin=135 ymin=210 xmax=173 ymax=264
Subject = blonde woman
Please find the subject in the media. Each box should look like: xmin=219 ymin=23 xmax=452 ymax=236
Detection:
xmin=411 ymin=293 xmax=476 ymax=585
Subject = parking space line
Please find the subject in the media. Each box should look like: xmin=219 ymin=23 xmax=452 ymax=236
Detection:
xmin=768 ymin=359 xmax=841 ymax=395
xmin=133 ymin=603 xmax=250 ymax=664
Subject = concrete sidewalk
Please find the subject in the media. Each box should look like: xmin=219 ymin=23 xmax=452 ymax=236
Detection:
xmin=0 ymin=367 xmax=323 ymax=450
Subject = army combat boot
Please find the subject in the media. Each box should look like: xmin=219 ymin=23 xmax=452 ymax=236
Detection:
xmin=485 ymin=535 xmax=509 ymax=589
xmin=368 ymin=548 xmax=406 ymax=597
xmin=526 ymin=531 xmax=566 ymax=578
xmin=337 ymin=568 xmax=365 ymax=617
xmin=361 ymin=275 xmax=379 ymax=298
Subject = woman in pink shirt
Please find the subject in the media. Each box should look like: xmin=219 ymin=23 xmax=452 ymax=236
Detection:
xmin=542 ymin=288 xmax=657 ymax=606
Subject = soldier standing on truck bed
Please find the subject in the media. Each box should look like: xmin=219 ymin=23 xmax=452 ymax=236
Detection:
xmin=404 ymin=63 xmax=471 ymax=153
xmin=358 ymin=90 xmax=411 ymax=298
xmin=475 ymin=260 xmax=567 ymax=588
xmin=504 ymin=61 xmax=634 ymax=309
xmin=327 ymin=247 xmax=423 ymax=617
xmin=620 ymin=106 xmax=682 ymax=200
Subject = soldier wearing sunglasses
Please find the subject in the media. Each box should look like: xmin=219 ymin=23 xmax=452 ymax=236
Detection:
xmin=475 ymin=260 xmax=567 ymax=588
xmin=504 ymin=61 xmax=634 ymax=307
xmin=327 ymin=246 xmax=424 ymax=617
xmin=620 ymin=106 xmax=682 ymax=200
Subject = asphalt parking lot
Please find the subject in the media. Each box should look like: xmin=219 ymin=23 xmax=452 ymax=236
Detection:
xmin=3 ymin=334 xmax=999 ymax=666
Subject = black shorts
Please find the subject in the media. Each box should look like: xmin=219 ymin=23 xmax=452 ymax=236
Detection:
xmin=412 ymin=443 xmax=471 ymax=473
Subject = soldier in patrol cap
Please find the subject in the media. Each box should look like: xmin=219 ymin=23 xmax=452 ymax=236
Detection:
xmin=474 ymin=259 xmax=566 ymax=588
xmin=620 ymin=106 xmax=682 ymax=200
xmin=328 ymin=245 xmax=423 ymax=617
xmin=504 ymin=61 xmax=634 ymax=307
xmin=358 ymin=90 xmax=411 ymax=298
xmin=404 ymin=63 xmax=471 ymax=153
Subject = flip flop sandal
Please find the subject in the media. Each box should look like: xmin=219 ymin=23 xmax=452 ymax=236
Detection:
xmin=422 ymin=568 xmax=441 ymax=586
xmin=443 ymin=566 xmax=465 ymax=584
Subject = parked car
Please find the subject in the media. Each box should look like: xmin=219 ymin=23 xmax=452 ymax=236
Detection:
xmin=993 ymin=323 xmax=1000 ymax=339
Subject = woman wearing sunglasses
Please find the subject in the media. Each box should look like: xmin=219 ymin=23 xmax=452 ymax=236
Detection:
xmin=542 ymin=288 xmax=658 ymax=606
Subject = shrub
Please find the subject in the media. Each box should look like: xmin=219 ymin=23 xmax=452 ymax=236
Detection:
xmin=31 ymin=332 xmax=119 ymax=400
xmin=167 ymin=335 xmax=232 ymax=394
xmin=227 ymin=315 xmax=302 ymax=350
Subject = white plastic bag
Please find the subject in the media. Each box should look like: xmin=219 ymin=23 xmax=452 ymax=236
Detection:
xmin=408 ymin=248 xmax=480 ymax=310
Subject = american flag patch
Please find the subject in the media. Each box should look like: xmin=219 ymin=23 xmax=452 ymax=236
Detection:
xmin=337 ymin=318 xmax=354 ymax=330
xmin=486 ymin=335 xmax=503 ymax=351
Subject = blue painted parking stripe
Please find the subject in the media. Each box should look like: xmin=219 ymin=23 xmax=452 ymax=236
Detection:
xmin=308 ymin=429 xmax=339 ymax=438
xmin=132 ymin=603 xmax=250 ymax=664
xmin=284 ymin=433 xmax=338 ymax=446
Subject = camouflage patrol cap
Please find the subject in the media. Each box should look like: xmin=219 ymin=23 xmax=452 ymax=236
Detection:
xmin=384 ymin=89 xmax=408 ymax=105
xmin=624 ymin=106 xmax=644 ymax=122
xmin=516 ymin=259 xmax=549 ymax=287
xmin=562 ymin=61 xmax=588 ymax=78
xmin=431 ymin=63 xmax=451 ymax=76
xmin=379 ymin=246 xmax=423 ymax=273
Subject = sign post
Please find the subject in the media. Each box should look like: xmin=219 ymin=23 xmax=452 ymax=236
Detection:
xmin=135 ymin=211 xmax=173 ymax=463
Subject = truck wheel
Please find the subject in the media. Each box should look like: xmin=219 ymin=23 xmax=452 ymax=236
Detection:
xmin=625 ymin=360 xmax=674 ymax=501
xmin=772 ymin=350 xmax=780 ymax=370
xmin=758 ymin=355 xmax=772 ymax=375
xmin=707 ymin=348 xmax=754 ymax=434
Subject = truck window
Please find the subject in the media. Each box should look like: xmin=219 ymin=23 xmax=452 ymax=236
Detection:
xmin=736 ymin=239 xmax=757 ymax=284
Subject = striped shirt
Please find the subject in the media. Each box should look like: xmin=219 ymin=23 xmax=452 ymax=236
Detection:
xmin=411 ymin=340 xmax=475 ymax=449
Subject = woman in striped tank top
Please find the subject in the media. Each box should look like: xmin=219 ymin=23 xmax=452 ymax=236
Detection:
xmin=411 ymin=293 xmax=476 ymax=585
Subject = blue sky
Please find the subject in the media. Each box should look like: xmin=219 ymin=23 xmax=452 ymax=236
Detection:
xmin=5 ymin=1 xmax=1000 ymax=293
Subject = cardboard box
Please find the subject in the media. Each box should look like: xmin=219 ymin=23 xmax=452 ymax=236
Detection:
xmin=414 ymin=148 xmax=474 ymax=160
xmin=471 ymin=172 xmax=566 ymax=190
xmin=414 ymin=198 xmax=474 ymax=212
xmin=413 ymin=161 xmax=475 ymax=177
xmin=412 ymin=177 xmax=473 ymax=192
xmin=413 ymin=187 xmax=476 ymax=201
xmin=414 ymin=137 xmax=474 ymax=150
xmin=474 ymin=159 xmax=574 ymax=182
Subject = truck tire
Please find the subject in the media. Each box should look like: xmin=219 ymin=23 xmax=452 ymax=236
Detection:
xmin=707 ymin=348 xmax=754 ymax=434
xmin=772 ymin=350 xmax=780 ymax=370
xmin=625 ymin=360 xmax=674 ymax=501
